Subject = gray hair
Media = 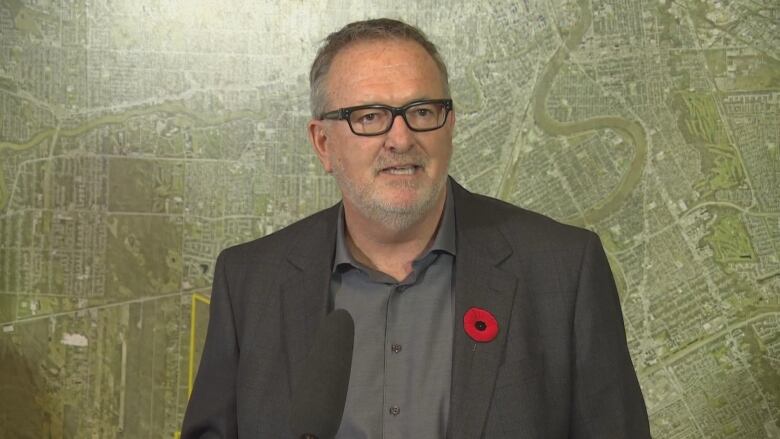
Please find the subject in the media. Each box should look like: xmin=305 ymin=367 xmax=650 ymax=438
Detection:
xmin=309 ymin=18 xmax=450 ymax=118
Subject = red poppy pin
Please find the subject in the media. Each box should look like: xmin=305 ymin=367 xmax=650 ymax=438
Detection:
xmin=463 ymin=307 xmax=499 ymax=343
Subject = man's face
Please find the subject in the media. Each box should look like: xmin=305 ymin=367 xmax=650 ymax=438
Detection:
xmin=308 ymin=39 xmax=455 ymax=229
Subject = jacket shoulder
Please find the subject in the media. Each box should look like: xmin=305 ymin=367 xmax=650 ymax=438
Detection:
xmin=217 ymin=204 xmax=339 ymax=268
xmin=457 ymin=187 xmax=596 ymax=251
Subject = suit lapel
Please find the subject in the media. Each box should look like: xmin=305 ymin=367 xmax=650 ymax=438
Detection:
xmin=280 ymin=205 xmax=339 ymax=378
xmin=449 ymin=181 xmax=520 ymax=439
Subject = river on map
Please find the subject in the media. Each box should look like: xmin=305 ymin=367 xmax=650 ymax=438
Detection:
xmin=531 ymin=0 xmax=648 ymax=226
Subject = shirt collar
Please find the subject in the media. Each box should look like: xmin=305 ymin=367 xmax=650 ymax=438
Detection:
xmin=333 ymin=179 xmax=456 ymax=273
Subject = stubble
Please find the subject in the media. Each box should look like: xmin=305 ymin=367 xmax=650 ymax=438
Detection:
xmin=331 ymin=150 xmax=447 ymax=232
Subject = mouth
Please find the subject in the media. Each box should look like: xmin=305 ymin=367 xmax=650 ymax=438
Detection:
xmin=379 ymin=164 xmax=422 ymax=175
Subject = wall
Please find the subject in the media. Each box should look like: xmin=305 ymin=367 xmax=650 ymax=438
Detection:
xmin=0 ymin=0 xmax=778 ymax=437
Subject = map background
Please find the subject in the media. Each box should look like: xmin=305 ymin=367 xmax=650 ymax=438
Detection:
xmin=1 ymin=0 xmax=778 ymax=437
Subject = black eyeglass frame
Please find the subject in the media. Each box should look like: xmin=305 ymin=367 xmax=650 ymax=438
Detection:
xmin=318 ymin=99 xmax=454 ymax=136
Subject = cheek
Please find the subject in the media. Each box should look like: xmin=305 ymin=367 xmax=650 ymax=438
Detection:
xmin=338 ymin=142 xmax=382 ymax=171
xmin=430 ymin=139 xmax=454 ymax=165
xmin=325 ymin=133 xmax=354 ymax=170
xmin=333 ymin=149 xmax=373 ymax=178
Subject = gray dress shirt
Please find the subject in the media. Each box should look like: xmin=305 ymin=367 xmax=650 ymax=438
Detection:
xmin=331 ymin=185 xmax=456 ymax=439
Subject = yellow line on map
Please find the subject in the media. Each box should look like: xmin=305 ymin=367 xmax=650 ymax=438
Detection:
xmin=189 ymin=292 xmax=211 ymax=396
xmin=178 ymin=292 xmax=211 ymax=439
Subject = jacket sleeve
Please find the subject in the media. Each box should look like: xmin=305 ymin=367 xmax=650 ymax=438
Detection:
xmin=181 ymin=251 xmax=239 ymax=439
xmin=570 ymin=232 xmax=652 ymax=438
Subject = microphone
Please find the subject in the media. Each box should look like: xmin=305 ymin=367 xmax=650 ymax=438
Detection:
xmin=290 ymin=309 xmax=354 ymax=439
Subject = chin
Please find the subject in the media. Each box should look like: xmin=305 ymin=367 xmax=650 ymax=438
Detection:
xmin=375 ymin=186 xmax=433 ymax=210
xmin=336 ymin=170 xmax=446 ymax=230
xmin=359 ymin=192 xmax=439 ymax=231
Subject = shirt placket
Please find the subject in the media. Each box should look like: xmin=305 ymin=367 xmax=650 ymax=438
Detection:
xmin=382 ymin=281 xmax=411 ymax=439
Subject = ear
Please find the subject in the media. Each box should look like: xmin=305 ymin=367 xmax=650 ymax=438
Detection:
xmin=308 ymin=119 xmax=333 ymax=173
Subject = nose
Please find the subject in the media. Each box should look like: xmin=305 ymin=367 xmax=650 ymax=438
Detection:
xmin=383 ymin=113 xmax=414 ymax=152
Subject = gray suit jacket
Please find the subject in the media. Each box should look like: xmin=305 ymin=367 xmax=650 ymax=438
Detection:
xmin=182 ymin=178 xmax=651 ymax=438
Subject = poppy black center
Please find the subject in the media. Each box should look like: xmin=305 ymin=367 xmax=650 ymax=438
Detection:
xmin=475 ymin=321 xmax=487 ymax=331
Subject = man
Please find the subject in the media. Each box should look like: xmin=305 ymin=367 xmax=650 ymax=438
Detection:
xmin=182 ymin=18 xmax=651 ymax=438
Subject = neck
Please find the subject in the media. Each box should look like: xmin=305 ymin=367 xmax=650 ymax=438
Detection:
xmin=343 ymin=190 xmax=446 ymax=282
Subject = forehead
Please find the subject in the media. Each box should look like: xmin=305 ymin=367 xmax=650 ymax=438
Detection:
xmin=325 ymin=39 xmax=446 ymax=107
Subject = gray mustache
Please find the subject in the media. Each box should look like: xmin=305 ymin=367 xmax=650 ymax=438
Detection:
xmin=373 ymin=152 xmax=428 ymax=172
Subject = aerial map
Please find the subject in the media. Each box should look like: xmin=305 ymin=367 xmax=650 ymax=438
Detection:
xmin=0 ymin=0 xmax=778 ymax=437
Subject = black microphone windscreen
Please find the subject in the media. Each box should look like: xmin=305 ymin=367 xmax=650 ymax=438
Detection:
xmin=290 ymin=308 xmax=354 ymax=439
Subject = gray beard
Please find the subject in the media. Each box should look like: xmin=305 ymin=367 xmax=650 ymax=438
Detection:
xmin=331 ymin=156 xmax=446 ymax=232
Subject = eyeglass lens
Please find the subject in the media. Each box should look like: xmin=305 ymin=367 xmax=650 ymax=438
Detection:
xmin=349 ymin=102 xmax=448 ymax=134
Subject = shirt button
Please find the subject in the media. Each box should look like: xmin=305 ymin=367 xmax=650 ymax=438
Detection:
xmin=395 ymin=285 xmax=408 ymax=292
xmin=389 ymin=406 xmax=400 ymax=416
xmin=391 ymin=344 xmax=402 ymax=353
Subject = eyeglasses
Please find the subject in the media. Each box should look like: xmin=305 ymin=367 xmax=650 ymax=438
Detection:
xmin=319 ymin=99 xmax=453 ymax=136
